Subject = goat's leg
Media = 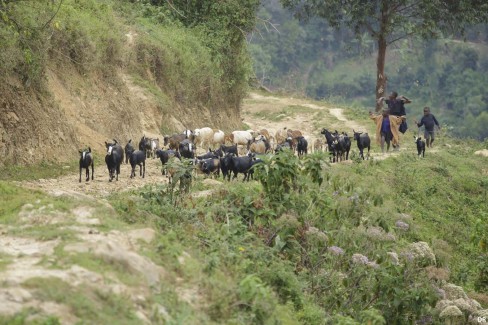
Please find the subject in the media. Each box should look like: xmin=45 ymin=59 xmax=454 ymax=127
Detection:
xmin=142 ymin=162 xmax=145 ymax=178
xmin=86 ymin=168 xmax=89 ymax=182
xmin=91 ymin=161 xmax=94 ymax=180
xmin=79 ymin=167 xmax=82 ymax=183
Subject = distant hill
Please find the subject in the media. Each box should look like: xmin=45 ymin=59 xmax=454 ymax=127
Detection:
xmin=249 ymin=0 xmax=488 ymax=140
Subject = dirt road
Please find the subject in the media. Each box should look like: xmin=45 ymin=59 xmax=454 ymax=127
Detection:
xmin=17 ymin=92 xmax=390 ymax=197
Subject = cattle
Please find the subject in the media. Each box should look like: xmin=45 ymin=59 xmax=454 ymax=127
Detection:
xmin=414 ymin=136 xmax=426 ymax=157
xmin=196 ymin=149 xmax=219 ymax=160
xmin=139 ymin=135 xmax=152 ymax=158
xmin=224 ymin=133 xmax=234 ymax=145
xmin=258 ymin=129 xmax=274 ymax=150
xmin=214 ymin=144 xmax=238 ymax=158
xmin=287 ymin=130 xmax=303 ymax=152
xmin=320 ymin=129 xmax=339 ymax=162
xmin=333 ymin=131 xmax=351 ymax=162
xmin=353 ymin=130 xmax=371 ymax=160
xmin=105 ymin=140 xmax=124 ymax=182
xmin=164 ymin=133 xmax=188 ymax=150
xmin=199 ymin=158 xmax=221 ymax=177
xmin=182 ymin=129 xmax=193 ymax=139
xmin=246 ymin=129 xmax=258 ymax=138
xmin=155 ymin=149 xmax=181 ymax=175
xmin=213 ymin=129 xmax=225 ymax=147
xmin=79 ymin=147 xmax=94 ymax=182
xmin=275 ymin=127 xmax=288 ymax=145
xmin=313 ymin=138 xmax=325 ymax=152
xmin=296 ymin=136 xmax=308 ymax=157
xmin=124 ymin=140 xmax=135 ymax=164
xmin=179 ymin=139 xmax=196 ymax=159
xmin=231 ymin=130 xmax=254 ymax=146
xmin=220 ymin=153 xmax=233 ymax=181
xmin=287 ymin=129 xmax=303 ymax=139
xmin=194 ymin=127 xmax=214 ymax=148
xmin=150 ymin=138 xmax=159 ymax=158
xmin=258 ymin=129 xmax=271 ymax=141
xmin=129 ymin=150 xmax=146 ymax=178
xmin=247 ymin=137 xmax=267 ymax=154
xmin=275 ymin=137 xmax=293 ymax=153
xmin=166 ymin=155 xmax=185 ymax=185
xmin=221 ymin=153 xmax=262 ymax=181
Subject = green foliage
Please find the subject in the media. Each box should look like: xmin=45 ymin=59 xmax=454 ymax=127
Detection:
xmin=251 ymin=1 xmax=488 ymax=139
xmin=22 ymin=277 xmax=138 ymax=324
xmin=107 ymin=139 xmax=488 ymax=323
xmin=475 ymin=255 xmax=488 ymax=293
xmin=238 ymin=274 xmax=278 ymax=323
xmin=0 ymin=310 xmax=61 ymax=325
xmin=0 ymin=160 xmax=78 ymax=181
xmin=131 ymin=0 xmax=260 ymax=109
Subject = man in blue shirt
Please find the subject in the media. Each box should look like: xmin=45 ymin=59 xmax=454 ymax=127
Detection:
xmin=414 ymin=107 xmax=440 ymax=148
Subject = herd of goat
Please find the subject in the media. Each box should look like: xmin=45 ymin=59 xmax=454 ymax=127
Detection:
xmin=79 ymin=126 xmax=425 ymax=183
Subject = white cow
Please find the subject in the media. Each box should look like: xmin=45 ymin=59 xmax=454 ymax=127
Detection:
xmin=213 ymin=129 xmax=225 ymax=146
xmin=275 ymin=127 xmax=288 ymax=145
xmin=231 ymin=130 xmax=253 ymax=146
xmin=194 ymin=127 xmax=214 ymax=149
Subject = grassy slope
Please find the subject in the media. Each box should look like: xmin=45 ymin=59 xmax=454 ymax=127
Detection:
xmin=3 ymin=94 xmax=488 ymax=324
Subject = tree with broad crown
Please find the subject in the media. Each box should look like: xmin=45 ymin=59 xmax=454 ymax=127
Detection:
xmin=280 ymin=0 xmax=488 ymax=111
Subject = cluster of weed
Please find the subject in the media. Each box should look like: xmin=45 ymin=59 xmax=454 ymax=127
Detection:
xmin=108 ymin=147 xmax=488 ymax=323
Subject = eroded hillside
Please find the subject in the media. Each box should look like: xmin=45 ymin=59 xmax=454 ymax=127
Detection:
xmin=0 ymin=0 xmax=249 ymax=167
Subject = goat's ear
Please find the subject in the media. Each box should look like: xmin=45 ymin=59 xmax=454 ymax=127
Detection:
xmin=105 ymin=141 xmax=108 ymax=146
xmin=88 ymin=147 xmax=91 ymax=153
xmin=128 ymin=139 xmax=132 ymax=143
xmin=79 ymin=149 xmax=82 ymax=154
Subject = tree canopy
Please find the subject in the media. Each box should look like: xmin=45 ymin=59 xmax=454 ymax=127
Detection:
xmin=281 ymin=0 xmax=488 ymax=110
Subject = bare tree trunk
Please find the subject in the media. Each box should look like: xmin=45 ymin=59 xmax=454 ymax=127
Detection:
xmin=375 ymin=37 xmax=387 ymax=112
xmin=375 ymin=0 xmax=389 ymax=112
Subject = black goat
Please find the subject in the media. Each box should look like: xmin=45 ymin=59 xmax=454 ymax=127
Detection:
xmin=124 ymin=139 xmax=135 ymax=164
xmin=296 ymin=136 xmax=308 ymax=157
xmin=414 ymin=136 xmax=426 ymax=157
xmin=178 ymin=139 xmax=196 ymax=159
xmin=155 ymin=149 xmax=181 ymax=175
xmin=129 ymin=150 xmax=146 ymax=178
xmin=275 ymin=137 xmax=293 ymax=153
xmin=105 ymin=140 xmax=124 ymax=182
xmin=224 ymin=153 xmax=263 ymax=181
xmin=333 ymin=131 xmax=351 ymax=162
xmin=79 ymin=147 xmax=94 ymax=182
xmin=139 ymin=135 xmax=152 ymax=158
xmin=353 ymin=130 xmax=371 ymax=160
xmin=200 ymin=158 xmax=221 ymax=177
xmin=220 ymin=153 xmax=234 ymax=181
xmin=214 ymin=144 xmax=238 ymax=157
xmin=320 ymin=128 xmax=338 ymax=162
xmin=197 ymin=149 xmax=219 ymax=160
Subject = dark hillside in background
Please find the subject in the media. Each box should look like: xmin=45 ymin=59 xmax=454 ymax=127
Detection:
xmin=249 ymin=0 xmax=488 ymax=140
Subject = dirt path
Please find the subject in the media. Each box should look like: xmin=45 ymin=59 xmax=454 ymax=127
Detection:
xmin=18 ymin=157 xmax=169 ymax=198
xmin=17 ymin=92 xmax=416 ymax=197
xmin=242 ymin=92 xmax=368 ymax=150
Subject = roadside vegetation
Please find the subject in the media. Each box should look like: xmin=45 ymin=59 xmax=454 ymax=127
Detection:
xmin=1 ymin=109 xmax=488 ymax=323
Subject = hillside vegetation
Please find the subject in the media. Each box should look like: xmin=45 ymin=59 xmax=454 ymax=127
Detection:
xmin=0 ymin=0 xmax=258 ymax=166
xmin=1 ymin=92 xmax=488 ymax=324
xmin=249 ymin=0 xmax=488 ymax=140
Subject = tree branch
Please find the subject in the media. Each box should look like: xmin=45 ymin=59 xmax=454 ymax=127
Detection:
xmin=40 ymin=0 xmax=63 ymax=30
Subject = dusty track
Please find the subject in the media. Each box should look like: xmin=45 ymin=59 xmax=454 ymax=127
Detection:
xmin=18 ymin=157 xmax=169 ymax=198
xmin=17 ymin=92 xmax=415 ymax=197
